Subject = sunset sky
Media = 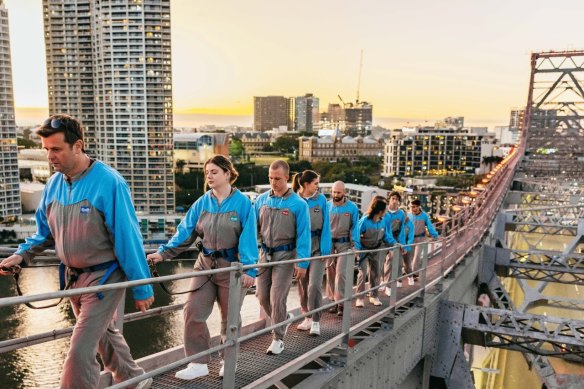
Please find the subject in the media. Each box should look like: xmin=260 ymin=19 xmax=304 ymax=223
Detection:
xmin=4 ymin=0 xmax=583 ymax=128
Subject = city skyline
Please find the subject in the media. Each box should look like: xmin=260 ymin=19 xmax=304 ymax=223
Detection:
xmin=5 ymin=0 xmax=584 ymax=128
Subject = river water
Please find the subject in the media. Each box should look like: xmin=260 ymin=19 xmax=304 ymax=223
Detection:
xmin=0 ymin=261 xmax=299 ymax=388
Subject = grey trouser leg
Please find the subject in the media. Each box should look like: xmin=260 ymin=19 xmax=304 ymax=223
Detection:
xmin=403 ymin=249 xmax=414 ymax=277
xmin=183 ymin=255 xmax=247 ymax=363
xmin=411 ymin=237 xmax=425 ymax=275
xmin=297 ymin=248 xmax=326 ymax=322
xmin=325 ymin=257 xmax=336 ymax=300
xmin=256 ymin=250 xmax=295 ymax=340
xmin=356 ymin=250 xmax=382 ymax=298
xmin=383 ymin=247 xmax=402 ymax=284
xmin=326 ymin=241 xmax=351 ymax=302
xmin=382 ymin=250 xmax=391 ymax=284
xmin=61 ymin=269 xmax=144 ymax=389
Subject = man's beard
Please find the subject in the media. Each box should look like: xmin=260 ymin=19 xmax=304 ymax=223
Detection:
xmin=333 ymin=195 xmax=344 ymax=202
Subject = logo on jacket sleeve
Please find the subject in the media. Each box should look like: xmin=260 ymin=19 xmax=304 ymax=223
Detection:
xmin=80 ymin=206 xmax=91 ymax=214
xmin=282 ymin=210 xmax=289 ymax=216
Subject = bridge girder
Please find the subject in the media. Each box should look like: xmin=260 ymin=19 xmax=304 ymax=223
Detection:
xmin=461 ymin=304 xmax=584 ymax=363
xmin=489 ymin=246 xmax=584 ymax=285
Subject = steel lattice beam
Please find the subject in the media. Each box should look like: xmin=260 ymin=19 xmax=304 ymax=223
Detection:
xmin=507 ymin=191 xmax=583 ymax=207
xmin=491 ymin=247 xmax=584 ymax=285
xmin=461 ymin=304 xmax=584 ymax=362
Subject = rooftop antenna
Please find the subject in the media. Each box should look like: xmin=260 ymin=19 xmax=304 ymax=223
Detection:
xmin=356 ymin=49 xmax=363 ymax=104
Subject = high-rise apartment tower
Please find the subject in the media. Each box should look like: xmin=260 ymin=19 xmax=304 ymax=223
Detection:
xmin=0 ymin=0 xmax=21 ymax=221
xmin=43 ymin=0 xmax=174 ymax=214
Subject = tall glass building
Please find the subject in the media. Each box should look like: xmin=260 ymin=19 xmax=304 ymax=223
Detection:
xmin=0 ymin=0 xmax=21 ymax=221
xmin=43 ymin=0 xmax=174 ymax=214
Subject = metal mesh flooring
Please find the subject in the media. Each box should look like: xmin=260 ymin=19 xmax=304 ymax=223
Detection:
xmin=148 ymin=285 xmax=419 ymax=388
xmin=149 ymin=239 xmax=469 ymax=388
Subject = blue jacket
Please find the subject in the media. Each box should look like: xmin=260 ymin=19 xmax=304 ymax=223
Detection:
xmin=158 ymin=189 xmax=259 ymax=277
xmin=383 ymin=209 xmax=415 ymax=252
xmin=304 ymin=192 xmax=332 ymax=257
xmin=356 ymin=214 xmax=396 ymax=250
xmin=408 ymin=211 xmax=439 ymax=239
xmin=16 ymin=160 xmax=153 ymax=300
xmin=255 ymin=189 xmax=311 ymax=269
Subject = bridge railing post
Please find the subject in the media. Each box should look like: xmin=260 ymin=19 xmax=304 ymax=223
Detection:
xmin=389 ymin=245 xmax=401 ymax=317
xmin=339 ymin=249 xmax=356 ymax=363
xmin=115 ymin=290 xmax=126 ymax=333
xmin=222 ymin=262 xmax=244 ymax=389
xmin=419 ymin=241 xmax=428 ymax=305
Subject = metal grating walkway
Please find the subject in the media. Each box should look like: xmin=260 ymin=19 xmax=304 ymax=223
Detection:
xmin=148 ymin=284 xmax=420 ymax=388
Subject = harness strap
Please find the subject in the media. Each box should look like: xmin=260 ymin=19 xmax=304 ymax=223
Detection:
xmin=261 ymin=243 xmax=294 ymax=255
xmin=333 ymin=236 xmax=350 ymax=243
xmin=201 ymin=246 xmax=238 ymax=262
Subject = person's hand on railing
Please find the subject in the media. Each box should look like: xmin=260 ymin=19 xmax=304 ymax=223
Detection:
xmin=146 ymin=252 xmax=164 ymax=264
xmin=135 ymin=296 xmax=154 ymax=312
xmin=0 ymin=254 xmax=23 ymax=276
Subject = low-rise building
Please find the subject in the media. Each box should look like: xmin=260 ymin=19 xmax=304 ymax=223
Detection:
xmin=299 ymin=135 xmax=383 ymax=163
xmin=239 ymin=132 xmax=273 ymax=154
xmin=18 ymin=149 xmax=50 ymax=182
xmin=382 ymin=126 xmax=495 ymax=178
xmin=173 ymin=133 xmax=230 ymax=171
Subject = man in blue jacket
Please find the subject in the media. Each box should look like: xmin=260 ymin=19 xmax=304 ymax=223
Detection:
xmin=408 ymin=199 xmax=439 ymax=283
xmin=255 ymin=160 xmax=311 ymax=355
xmin=0 ymin=114 xmax=153 ymax=389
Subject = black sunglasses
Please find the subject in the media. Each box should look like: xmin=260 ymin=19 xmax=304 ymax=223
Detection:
xmin=44 ymin=117 xmax=70 ymax=130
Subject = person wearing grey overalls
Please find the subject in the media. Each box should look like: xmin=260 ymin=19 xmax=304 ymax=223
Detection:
xmin=381 ymin=191 xmax=414 ymax=295
xmin=326 ymin=181 xmax=360 ymax=315
xmin=255 ymin=160 xmax=311 ymax=355
xmin=148 ymin=155 xmax=258 ymax=380
xmin=0 ymin=114 xmax=154 ymax=389
xmin=355 ymin=197 xmax=396 ymax=307
xmin=406 ymin=199 xmax=439 ymax=283
xmin=292 ymin=170 xmax=332 ymax=336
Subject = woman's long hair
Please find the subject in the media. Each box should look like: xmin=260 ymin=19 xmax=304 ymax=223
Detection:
xmin=366 ymin=197 xmax=387 ymax=220
xmin=291 ymin=170 xmax=319 ymax=193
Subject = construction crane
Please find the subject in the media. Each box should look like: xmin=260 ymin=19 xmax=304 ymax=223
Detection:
xmin=356 ymin=49 xmax=363 ymax=104
xmin=337 ymin=94 xmax=347 ymax=108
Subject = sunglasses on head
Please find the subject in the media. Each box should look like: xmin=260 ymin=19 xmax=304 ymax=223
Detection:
xmin=44 ymin=116 xmax=71 ymax=130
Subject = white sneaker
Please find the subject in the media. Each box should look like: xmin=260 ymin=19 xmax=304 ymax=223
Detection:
xmin=397 ymin=281 xmax=402 ymax=288
xmin=175 ymin=363 xmax=209 ymax=380
xmin=136 ymin=377 xmax=153 ymax=389
xmin=356 ymin=298 xmax=365 ymax=307
xmin=408 ymin=276 xmax=415 ymax=286
xmin=267 ymin=339 xmax=285 ymax=355
xmin=284 ymin=312 xmax=294 ymax=336
xmin=297 ymin=317 xmax=312 ymax=331
xmin=369 ymin=297 xmax=382 ymax=306
xmin=384 ymin=287 xmax=391 ymax=297
xmin=218 ymin=360 xmax=238 ymax=377
xmin=309 ymin=321 xmax=321 ymax=336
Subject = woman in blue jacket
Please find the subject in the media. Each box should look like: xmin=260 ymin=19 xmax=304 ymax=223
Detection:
xmin=355 ymin=197 xmax=396 ymax=307
xmin=147 ymin=155 xmax=258 ymax=380
xmin=292 ymin=170 xmax=332 ymax=336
